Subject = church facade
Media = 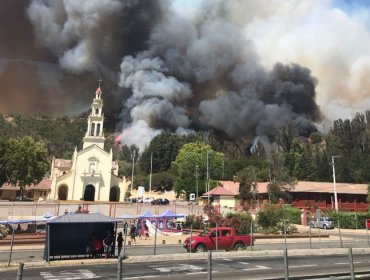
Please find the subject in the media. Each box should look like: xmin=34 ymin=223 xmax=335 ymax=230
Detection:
xmin=48 ymin=84 xmax=129 ymax=202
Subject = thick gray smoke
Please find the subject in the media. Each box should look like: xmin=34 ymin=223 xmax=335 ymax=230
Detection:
xmin=118 ymin=1 xmax=321 ymax=151
xmin=2 ymin=0 xmax=336 ymax=152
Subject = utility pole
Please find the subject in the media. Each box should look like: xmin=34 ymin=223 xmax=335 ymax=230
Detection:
xmin=196 ymin=165 xmax=199 ymax=200
xmin=332 ymin=155 xmax=341 ymax=212
xmin=206 ymin=151 xmax=209 ymax=205
xmin=130 ymin=150 xmax=136 ymax=192
xmin=149 ymin=152 xmax=153 ymax=195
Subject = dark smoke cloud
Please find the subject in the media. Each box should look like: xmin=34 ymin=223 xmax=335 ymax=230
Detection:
xmin=1 ymin=0 xmax=322 ymax=151
xmin=0 ymin=0 xmax=164 ymax=115
xmin=118 ymin=1 xmax=322 ymax=150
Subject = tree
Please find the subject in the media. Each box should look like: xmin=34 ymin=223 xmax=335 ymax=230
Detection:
xmin=267 ymin=152 xmax=297 ymax=203
xmin=0 ymin=137 xmax=8 ymax=185
xmin=172 ymin=142 xmax=224 ymax=198
xmin=139 ymin=133 xmax=200 ymax=174
xmin=1 ymin=136 xmax=49 ymax=198
xmin=236 ymin=166 xmax=258 ymax=201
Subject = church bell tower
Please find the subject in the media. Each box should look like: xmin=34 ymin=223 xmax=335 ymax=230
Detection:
xmin=82 ymin=79 xmax=105 ymax=149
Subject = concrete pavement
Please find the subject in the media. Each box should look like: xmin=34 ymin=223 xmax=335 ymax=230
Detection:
xmin=1 ymin=226 xmax=369 ymax=271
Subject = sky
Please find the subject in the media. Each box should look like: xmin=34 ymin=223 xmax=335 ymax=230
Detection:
xmin=1 ymin=0 xmax=370 ymax=151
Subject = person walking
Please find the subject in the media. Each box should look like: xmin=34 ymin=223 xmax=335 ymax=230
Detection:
xmin=103 ymin=231 xmax=114 ymax=258
xmin=117 ymin=232 xmax=123 ymax=257
xmin=130 ymin=224 xmax=136 ymax=243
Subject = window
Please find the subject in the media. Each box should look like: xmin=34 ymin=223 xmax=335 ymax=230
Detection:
xmin=95 ymin=108 xmax=99 ymax=115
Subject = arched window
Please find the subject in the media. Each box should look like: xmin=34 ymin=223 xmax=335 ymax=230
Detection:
xmin=96 ymin=123 xmax=101 ymax=136
xmin=109 ymin=186 xmax=120 ymax=202
xmin=90 ymin=123 xmax=95 ymax=136
xmin=84 ymin=185 xmax=95 ymax=201
xmin=95 ymin=108 xmax=99 ymax=115
xmin=58 ymin=185 xmax=68 ymax=200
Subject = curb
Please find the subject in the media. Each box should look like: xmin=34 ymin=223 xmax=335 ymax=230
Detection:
xmin=1 ymin=247 xmax=370 ymax=271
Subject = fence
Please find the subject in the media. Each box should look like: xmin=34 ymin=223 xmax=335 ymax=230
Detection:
xmin=0 ymin=201 xmax=203 ymax=220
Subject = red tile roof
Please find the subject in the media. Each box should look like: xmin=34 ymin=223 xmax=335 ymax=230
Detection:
xmin=219 ymin=181 xmax=239 ymax=195
xmin=1 ymin=179 xmax=51 ymax=191
xmin=256 ymin=181 xmax=368 ymax=195
xmin=203 ymin=186 xmax=236 ymax=196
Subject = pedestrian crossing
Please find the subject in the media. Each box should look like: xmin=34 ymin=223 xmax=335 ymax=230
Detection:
xmin=40 ymin=269 xmax=100 ymax=279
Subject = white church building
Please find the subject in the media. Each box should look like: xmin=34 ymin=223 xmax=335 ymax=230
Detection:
xmin=48 ymin=84 xmax=129 ymax=202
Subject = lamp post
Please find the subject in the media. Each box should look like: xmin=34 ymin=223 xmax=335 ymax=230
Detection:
xmin=130 ymin=150 xmax=136 ymax=192
xmin=206 ymin=151 xmax=209 ymax=205
xmin=196 ymin=165 xmax=199 ymax=200
xmin=332 ymin=155 xmax=341 ymax=212
xmin=149 ymin=152 xmax=153 ymax=195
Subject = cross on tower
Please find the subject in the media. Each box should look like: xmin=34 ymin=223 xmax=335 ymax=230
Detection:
xmin=97 ymin=77 xmax=103 ymax=88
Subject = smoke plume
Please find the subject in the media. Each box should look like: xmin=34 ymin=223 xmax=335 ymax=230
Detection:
xmin=1 ymin=0 xmax=369 ymax=152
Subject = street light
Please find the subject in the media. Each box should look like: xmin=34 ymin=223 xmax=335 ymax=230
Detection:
xmin=130 ymin=150 xmax=136 ymax=192
xmin=195 ymin=165 xmax=199 ymax=200
xmin=331 ymin=155 xmax=341 ymax=212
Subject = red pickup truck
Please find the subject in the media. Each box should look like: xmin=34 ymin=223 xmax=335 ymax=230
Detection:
xmin=183 ymin=227 xmax=253 ymax=253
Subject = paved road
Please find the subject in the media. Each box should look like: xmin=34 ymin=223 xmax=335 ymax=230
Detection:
xmin=1 ymin=253 xmax=370 ymax=279
xmin=2 ymin=235 xmax=370 ymax=265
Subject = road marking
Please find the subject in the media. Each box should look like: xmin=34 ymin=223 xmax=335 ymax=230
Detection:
xmin=243 ymin=265 xmax=270 ymax=271
xmin=40 ymin=269 xmax=100 ymax=279
xmin=123 ymin=277 xmax=156 ymax=280
xmin=238 ymin=262 xmax=250 ymax=265
xmin=222 ymin=258 xmax=232 ymax=261
xmin=290 ymin=264 xmax=317 ymax=268
xmin=334 ymin=262 xmax=348 ymax=265
xmin=187 ymin=272 xmax=207 ymax=275
xmin=149 ymin=264 xmax=203 ymax=273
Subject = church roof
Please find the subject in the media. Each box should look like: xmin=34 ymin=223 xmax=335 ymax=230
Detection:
xmin=54 ymin=159 xmax=72 ymax=168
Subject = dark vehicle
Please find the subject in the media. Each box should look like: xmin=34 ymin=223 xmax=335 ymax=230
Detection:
xmin=183 ymin=227 xmax=253 ymax=253
xmin=151 ymin=198 xmax=170 ymax=205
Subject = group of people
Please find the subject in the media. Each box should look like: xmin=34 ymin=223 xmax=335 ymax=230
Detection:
xmin=86 ymin=221 xmax=141 ymax=259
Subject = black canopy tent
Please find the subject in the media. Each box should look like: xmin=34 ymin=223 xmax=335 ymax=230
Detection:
xmin=43 ymin=213 xmax=118 ymax=261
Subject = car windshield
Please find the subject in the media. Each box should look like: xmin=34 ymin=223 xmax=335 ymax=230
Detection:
xmin=325 ymin=218 xmax=333 ymax=221
xmin=199 ymin=229 xmax=210 ymax=237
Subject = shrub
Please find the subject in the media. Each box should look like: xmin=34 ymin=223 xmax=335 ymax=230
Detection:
xmin=257 ymin=204 xmax=299 ymax=234
xmin=283 ymin=206 xmax=301 ymax=224
xmin=257 ymin=204 xmax=284 ymax=228
xmin=0 ymin=225 xmax=9 ymax=240
xmin=325 ymin=210 xmax=370 ymax=229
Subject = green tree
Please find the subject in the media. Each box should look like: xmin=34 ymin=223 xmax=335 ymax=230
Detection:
xmin=139 ymin=133 xmax=200 ymax=174
xmin=2 ymin=136 xmax=49 ymax=198
xmin=172 ymin=142 xmax=224 ymax=198
xmin=267 ymin=152 xmax=296 ymax=203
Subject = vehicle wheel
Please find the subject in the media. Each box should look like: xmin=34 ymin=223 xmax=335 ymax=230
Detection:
xmin=234 ymin=242 xmax=245 ymax=251
xmin=310 ymin=223 xmax=314 ymax=228
xmin=194 ymin=244 xmax=206 ymax=253
xmin=323 ymin=224 xmax=328 ymax=230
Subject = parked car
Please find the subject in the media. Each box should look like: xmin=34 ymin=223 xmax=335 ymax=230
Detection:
xmin=125 ymin=197 xmax=137 ymax=203
xmin=309 ymin=217 xmax=335 ymax=229
xmin=183 ymin=227 xmax=253 ymax=253
xmin=142 ymin=197 xmax=154 ymax=203
xmin=151 ymin=198 xmax=170 ymax=205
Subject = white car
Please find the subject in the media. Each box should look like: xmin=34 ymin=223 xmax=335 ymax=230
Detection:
xmin=142 ymin=197 xmax=154 ymax=203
